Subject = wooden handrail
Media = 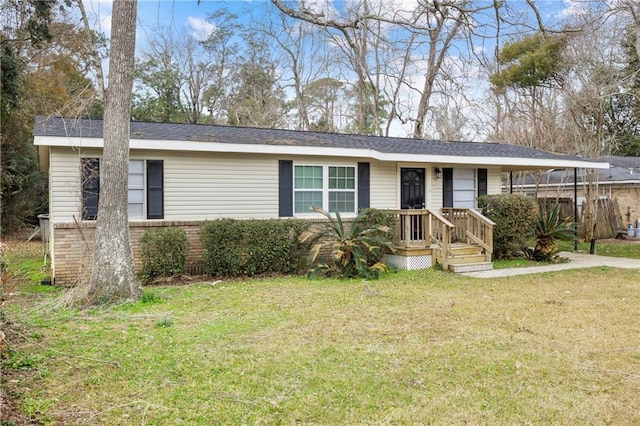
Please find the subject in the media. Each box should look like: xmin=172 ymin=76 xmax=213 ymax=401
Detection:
xmin=390 ymin=209 xmax=455 ymax=270
xmin=389 ymin=208 xmax=494 ymax=269
xmin=427 ymin=209 xmax=455 ymax=229
xmin=427 ymin=209 xmax=455 ymax=270
xmin=441 ymin=208 xmax=494 ymax=263
xmin=465 ymin=209 xmax=494 ymax=262
xmin=466 ymin=208 xmax=495 ymax=226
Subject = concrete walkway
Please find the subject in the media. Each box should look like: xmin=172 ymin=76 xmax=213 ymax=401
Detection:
xmin=461 ymin=251 xmax=640 ymax=279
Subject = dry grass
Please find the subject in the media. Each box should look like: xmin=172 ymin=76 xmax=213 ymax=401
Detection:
xmin=2 ymin=243 xmax=640 ymax=424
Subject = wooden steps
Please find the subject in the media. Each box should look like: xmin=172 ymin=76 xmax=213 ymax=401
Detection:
xmin=449 ymin=262 xmax=493 ymax=273
xmin=436 ymin=243 xmax=494 ymax=273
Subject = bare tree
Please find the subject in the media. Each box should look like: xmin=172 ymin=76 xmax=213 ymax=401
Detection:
xmin=562 ymin=14 xmax=629 ymax=238
xmin=270 ymin=0 xmax=545 ymax=139
xmin=255 ymin=7 xmax=319 ymax=130
xmin=270 ymin=0 xmax=390 ymax=135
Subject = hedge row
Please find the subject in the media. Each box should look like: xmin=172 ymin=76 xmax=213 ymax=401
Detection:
xmin=138 ymin=219 xmax=310 ymax=282
xmin=200 ymin=219 xmax=309 ymax=277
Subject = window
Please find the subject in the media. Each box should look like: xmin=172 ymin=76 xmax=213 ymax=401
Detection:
xmin=82 ymin=158 xmax=163 ymax=220
xmin=81 ymin=158 xmax=100 ymax=220
xmin=452 ymin=168 xmax=476 ymax=208
xmin=294 ymin=164 xmax=356 ymax=214
xmin=128 ymin=160 xmax=145 ymax=218
xmin=443 ymin=168 xmax=488 ymax=208
xmin=328 ymin=166 xmax=355 ymax=212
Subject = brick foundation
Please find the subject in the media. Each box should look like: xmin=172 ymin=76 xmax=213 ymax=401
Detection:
xmin=51 ymin=218 xmax=343 ymax=286
xmin=52 ymin=221 xmax=206 ymax=286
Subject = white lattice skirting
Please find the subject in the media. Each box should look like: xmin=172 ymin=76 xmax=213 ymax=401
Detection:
xmin=385 ymin=254 xmax=433 ymax=270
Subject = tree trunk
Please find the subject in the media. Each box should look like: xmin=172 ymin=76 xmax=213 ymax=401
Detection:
xmin=87 ymin=0 xmax=141 ymax=304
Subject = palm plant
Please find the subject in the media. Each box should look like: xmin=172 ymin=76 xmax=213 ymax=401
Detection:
xmin=533 ymin=203 xmax=577 ymax=260
xmin=299 ymin=207 xmax=396 ymax=279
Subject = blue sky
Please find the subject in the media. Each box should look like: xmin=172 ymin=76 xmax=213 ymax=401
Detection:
xmin=82 ymin=0 xmax=588 ymax=138
xmin=86 ymin=0 xmax=584 ymax=46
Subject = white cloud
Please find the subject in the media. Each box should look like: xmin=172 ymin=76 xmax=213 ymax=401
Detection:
xmin=81 ymin=0 xmax=113 ymax=36
xmin=557 ymin=0 xmax=590 ymax=18
xmin=188 ymin=16 xmax=215 ymax=41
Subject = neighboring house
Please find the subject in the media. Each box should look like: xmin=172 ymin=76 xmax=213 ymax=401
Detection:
xmin=34 ymin=116 xmax=608 ymax=285
xmin=511 ymin=156 xmax=640 ymax=234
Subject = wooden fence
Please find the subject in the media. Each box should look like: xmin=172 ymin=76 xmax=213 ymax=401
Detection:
xmin=538 ymin=197 xmax=624 ymax=239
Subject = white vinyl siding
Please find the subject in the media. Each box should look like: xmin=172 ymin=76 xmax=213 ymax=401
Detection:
xmin=370 ymin=161 xmax=397 ymax=209
xmin=49 ymin=147 xmax=101 ymax=223
xmin=48 ymin=149 xmax=280 ymax=222
xmin=48 ymin=147 xmax=505 ymax=223
xmin=430 ymin=167 xmax=444 ymax=210
xmin=163 ymin=151 xmax=280 ymax=219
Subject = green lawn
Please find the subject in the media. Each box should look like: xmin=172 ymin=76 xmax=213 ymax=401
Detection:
xmin=557 ymin=239 xmax=640 ymax=258
xmin=3 ymin=244 xmax=640 ymax=424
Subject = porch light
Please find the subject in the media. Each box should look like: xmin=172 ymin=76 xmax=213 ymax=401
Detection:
xmin=433 ymin=167 xmax=442 ymax=179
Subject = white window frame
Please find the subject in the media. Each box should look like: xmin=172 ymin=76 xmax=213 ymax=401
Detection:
xmin=128 ymin=159 xmax=146 ymax=219
xmin=293 ymin=164 xmax=357 ymax=215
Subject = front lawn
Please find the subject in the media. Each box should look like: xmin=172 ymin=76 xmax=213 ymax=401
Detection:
xmin=3 ymin=244 xmax=639 ymax=424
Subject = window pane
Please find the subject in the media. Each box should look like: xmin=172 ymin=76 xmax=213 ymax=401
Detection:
xmin=129 ymin=160 xmax=144 ymax=174
xmin=329 ymin=166 xmax=355 ymax=191
xmin=455 ymin=179 xmax=475 ymax=190
xmin=453 ymin=190 xmax=475 ymax=209
xmin=129 ymin=203 xmax=144 ymax=218
xmin=454 ymin=168 xmax=475 ymax=180
xmin=294 ymin=191 xmax=323 ymax=213
xmin=129 ymin=173 xmax=144 ymax=188
xmin=295 ymin=166 xmax=322 ymax=189
xmin=129 ymin=189 xmax=144 ymax=204
xmin=329 ymin=192 xmax=355 ymax=213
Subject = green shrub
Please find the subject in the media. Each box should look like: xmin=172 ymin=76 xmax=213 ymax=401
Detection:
xmin=299 ymin=207 xmax=396 ymax=279
xmin=359 ymin=208 xmax=397 ymax=264
xmin=200 ymin=219 xmax=309 ymax=277
xmin=532 ymin=203 xmax=577 ymax=261
xmin=477 ymin=194 xmax=537 ymax=260
xmin=139 ymin=227 xmax=189 ymax=283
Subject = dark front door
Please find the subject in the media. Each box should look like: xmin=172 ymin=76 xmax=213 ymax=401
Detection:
xmin=401 ymin=168 xmax=425 ymax=209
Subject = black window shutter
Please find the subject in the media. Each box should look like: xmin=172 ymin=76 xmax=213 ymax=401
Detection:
xmin=82 ymin=158 xmax=100 ymax=220
xmin=443 ymin=167 xmax=453 ymax=208
xmin=477 ymin=168 xmax=488 ymax=197
xmin=279 ymin=160 xmax=293 ymax=217
xmin=147 ymin=160 xmax=164 ymax=219
xmin=358 ymin=162 xmax=370 ymax=210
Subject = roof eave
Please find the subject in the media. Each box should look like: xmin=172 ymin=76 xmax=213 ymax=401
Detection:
xmin=34 ymin=136 xmax=609 ymax=170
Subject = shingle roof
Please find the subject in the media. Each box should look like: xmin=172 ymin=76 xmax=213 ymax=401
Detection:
xmin=33 ymin=116 xmax=593 ymax=163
